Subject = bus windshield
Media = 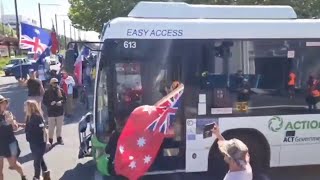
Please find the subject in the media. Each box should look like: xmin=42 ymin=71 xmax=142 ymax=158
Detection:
xmin=96 ymin=38 xmax=320 ymax=141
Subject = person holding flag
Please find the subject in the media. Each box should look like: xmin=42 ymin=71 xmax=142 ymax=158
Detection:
xmin=74 ymin=46 xmax=90 ymax=86
xmin=19 ymin=21 xmax=59 ymax=70
xmin=114 ymin=83 xmax=184 ymax=180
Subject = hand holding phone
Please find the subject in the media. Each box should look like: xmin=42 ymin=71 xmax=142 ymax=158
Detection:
xmin=203 ymin=122 xmax=216 ymax=139
xmin=211 ymin=124 xmax=220 ymax=136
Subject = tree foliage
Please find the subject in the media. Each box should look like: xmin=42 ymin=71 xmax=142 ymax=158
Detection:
xmin=68 ymin=0 xmax=320 ymax=33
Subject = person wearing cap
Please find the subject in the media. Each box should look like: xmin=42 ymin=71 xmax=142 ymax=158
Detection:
xmin=43 ymin=78 xmax=67 ymax=145
xmin=18 ymin=70 xmax=45 ymax=109
xmin=0 ymin=95 xmax=27 ymax=180
xmin=60 ymin=71 xmax=76 ymax=117
xmin=212 ymin=125 xmax=252 ymax=180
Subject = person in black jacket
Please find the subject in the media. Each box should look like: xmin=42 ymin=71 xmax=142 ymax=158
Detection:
xmin=42 ymin=78 xmax=66 ymax=145
xmin=24 ymin=100 xmax=51 ymax=180
xmin=0 ymin=95 xmax=26 ymax=180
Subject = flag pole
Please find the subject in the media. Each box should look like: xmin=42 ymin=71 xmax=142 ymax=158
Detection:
xmin=1 ymin=0 xmax=4 ymax=35
xmin=14 ymin=0 xmax=20 ymax=53
xmin=55 ymin=14 xmax=58 ymax=35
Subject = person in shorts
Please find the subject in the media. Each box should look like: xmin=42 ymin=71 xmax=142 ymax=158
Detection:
xmin=0 ymin=95 xmax=27 ymax=180
xmin=212 ymin=124 xmax=252 ymax=180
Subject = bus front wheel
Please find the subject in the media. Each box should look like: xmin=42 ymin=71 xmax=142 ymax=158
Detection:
xmin=208 ymin=131 xmax=270 ymax=180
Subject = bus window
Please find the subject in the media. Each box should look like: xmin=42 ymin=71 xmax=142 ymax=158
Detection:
xmin=115 ymin=63 xmax=142 ymax=111
xmin=96 ymin=62 xmax=109 ymax=142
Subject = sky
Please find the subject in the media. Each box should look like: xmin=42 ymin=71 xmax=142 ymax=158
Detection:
xmin=2 ymin=0 xmax=99 ymax=41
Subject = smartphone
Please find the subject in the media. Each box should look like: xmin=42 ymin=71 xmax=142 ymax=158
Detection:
xmin=203 ymin=122 xmax=216 ymax=139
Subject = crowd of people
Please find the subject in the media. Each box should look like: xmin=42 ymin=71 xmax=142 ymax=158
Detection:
xmin=0 ymin=54 xmax=96 ymax=180
xmin=0 ymin=53 xmax=254 ymax=180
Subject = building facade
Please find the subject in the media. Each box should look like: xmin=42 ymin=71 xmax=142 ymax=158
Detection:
xmin=2 ymin=14 xmax=38 ymax=30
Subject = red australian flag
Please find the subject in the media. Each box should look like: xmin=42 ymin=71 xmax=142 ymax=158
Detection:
xmin=114 ymin=84 xmax=184 ymax=180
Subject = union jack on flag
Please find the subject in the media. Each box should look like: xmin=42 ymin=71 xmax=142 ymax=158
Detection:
xmin=146 ymin=88 xmax=184 ymax=134
xmin=20 ymin=22 xmax=52 ymax=54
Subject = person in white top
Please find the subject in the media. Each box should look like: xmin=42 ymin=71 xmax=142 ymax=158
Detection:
xmin=212 ymin=125 xmax=253 ymax=180
xmin=60 ymin=71 xmax=76 ymax=117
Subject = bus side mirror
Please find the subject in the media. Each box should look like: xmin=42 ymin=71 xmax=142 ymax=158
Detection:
xmin=79 ymin=112 xmax=93 ymax=133
xmin=85 ymin=112 xmax=93 ymax=123
xmin=79 ymin=119 xmax=87 ymax=133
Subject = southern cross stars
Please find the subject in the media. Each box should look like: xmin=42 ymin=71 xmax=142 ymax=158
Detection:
xmin=129 ymin=161 xmax=136 ymax=169
xmin=144 ymin=155 xmax=152 ymax=164
xmin=137 ymin=137 xmax=146 ymax=147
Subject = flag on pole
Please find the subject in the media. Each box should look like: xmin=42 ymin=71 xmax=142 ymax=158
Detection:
xmin=114 ymin=84 xmax=184 ymax=180
xmin=50 ymin=23 xmax=59 ymax=54
xmin=20 ymin=22 xmax=52 ymax=60
xmin=74 ymin=46 xmax=90 ymax=85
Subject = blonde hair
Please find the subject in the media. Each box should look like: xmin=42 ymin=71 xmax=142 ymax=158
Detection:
xmin=24 ymin=100 xmax=43 ymax=123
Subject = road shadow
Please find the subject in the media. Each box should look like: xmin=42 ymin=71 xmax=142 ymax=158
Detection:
xmin=18 ymin=142 xmax=59 ymax=165
xmin=59 ymin=160 xmax=96 ymax=180
xmin=18 ymin=153 xmax=33 ymax=165
xmin=63 ymin=95 xmax=93 ymax=126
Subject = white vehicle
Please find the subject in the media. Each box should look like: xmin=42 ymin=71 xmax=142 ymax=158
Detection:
xmin=80 ymin=1 xmax=320 ymax=178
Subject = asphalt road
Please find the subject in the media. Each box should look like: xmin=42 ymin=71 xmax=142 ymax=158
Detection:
xmin=1 ymin=76 xmax=320 ymax=180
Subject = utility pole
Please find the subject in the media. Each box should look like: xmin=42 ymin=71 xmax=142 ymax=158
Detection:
xmin=14 ymin=0 xmax=20 ymax=54
xmin=1 ymin=0 xmax=4 ymax=35
xmin=14 ymin=0 xmax=19 ymax=38
xmin=69 ymin=24 xmax=72 ymax=41
xmin=55 ymin=14 xmax=58 ymax=34
xmin=73 ymin=26 xmax=76 ymax=41
xmin=63 ymin=20 xmax=66 ymax=49
xmin=39 ymin=4 xmax=60 ymax=29
xmin=38 ymin=3 xmax=42 ymax=28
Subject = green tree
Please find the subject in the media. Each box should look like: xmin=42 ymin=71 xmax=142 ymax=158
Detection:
xmin=0 ymin=23 xmax=16 ymax=37
xmin=68 ymin=0 xmax=320 ymax=33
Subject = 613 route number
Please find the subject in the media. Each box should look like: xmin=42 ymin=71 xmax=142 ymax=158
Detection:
xmin=124 ymin=41 xmax=136 ymax=49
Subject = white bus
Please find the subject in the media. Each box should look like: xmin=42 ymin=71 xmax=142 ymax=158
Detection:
xmin=86 ymin=1 xmax=320 ymax=179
